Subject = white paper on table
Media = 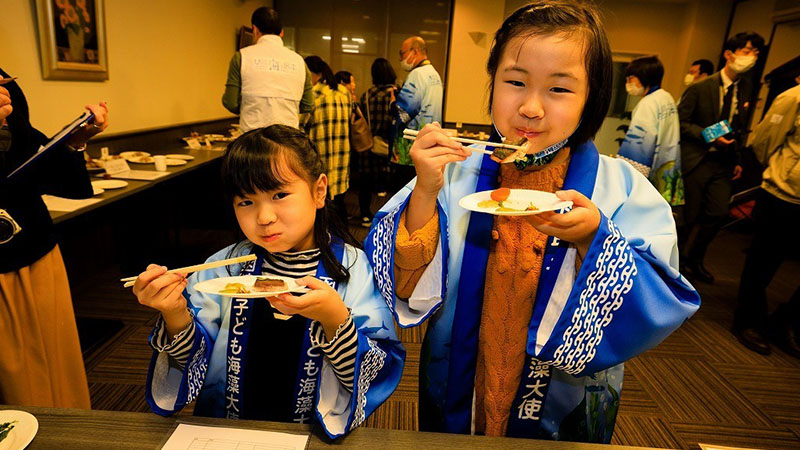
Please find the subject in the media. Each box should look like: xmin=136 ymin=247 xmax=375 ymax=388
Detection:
xmin=41 ymin=195 xmax=103 ymax=212
xmin=108 ymin=170 xmax=169 ymax=181
xmin=160 ymin=423 xmax=309 ymax=450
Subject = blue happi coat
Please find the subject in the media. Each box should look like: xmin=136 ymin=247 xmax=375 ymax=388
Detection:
xmin=145 ymin=241 xmax=404 ymax=439
xmin=365 ymin=141 xmax=700 ymax=442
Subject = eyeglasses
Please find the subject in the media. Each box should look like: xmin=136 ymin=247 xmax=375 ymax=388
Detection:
xmin=399 ymin=48 xmax=413 ymax=59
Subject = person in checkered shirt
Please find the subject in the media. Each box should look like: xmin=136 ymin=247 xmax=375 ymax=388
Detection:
xmin=356 ymin=58 xmax=397 ymax=226
xmin=305 ymin=56 xmax=352 ymax=224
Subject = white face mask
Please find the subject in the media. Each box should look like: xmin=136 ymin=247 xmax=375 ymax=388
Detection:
xmin=400 ymin=52 xmax=415 ymax=72
xmin=730 ymin=53 xmax=756 ymax=73
xmin=684 ymin=73 xmax=696 ymax=86
xmin=625 ymin=82 xmax=644 ymax=96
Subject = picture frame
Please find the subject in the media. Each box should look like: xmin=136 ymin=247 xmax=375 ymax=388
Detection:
xmin=36 ymin=0 xmax=109 ymax=81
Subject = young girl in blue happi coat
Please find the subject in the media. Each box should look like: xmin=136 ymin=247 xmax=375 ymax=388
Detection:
xmin=133 ymin=125 xmax=404 ymax=438
xmin=365 ymin=0 xmax=700 ymax=442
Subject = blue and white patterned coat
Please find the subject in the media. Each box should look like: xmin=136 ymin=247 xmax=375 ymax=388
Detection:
xmin=145 ymin=243 xmax=405 ymax=439
xmin=365 ymin=141 xmax=700 ymax=441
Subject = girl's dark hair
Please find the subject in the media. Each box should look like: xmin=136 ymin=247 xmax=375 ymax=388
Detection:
xmin=305 ymin=56 xmax=338 ymax=90
xmin=221 ymin=125 xmax=361 ymax=283
xmin=625 ymin=55 xmax=664 ymax=89
xmin=334 ymin=70 xmax=352 ymax=86
xmin=371 ymin=58 xmax=397 ymax=86
xmin=486 ymin=1 xmax=612 ymax=148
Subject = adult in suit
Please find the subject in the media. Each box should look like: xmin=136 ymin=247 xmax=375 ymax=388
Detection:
xmin=677 ymin=32 xmax=764 ymax=283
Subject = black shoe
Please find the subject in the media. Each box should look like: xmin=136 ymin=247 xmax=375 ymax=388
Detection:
xmin=732 ymin=327 xmax=771 ymax=355
xmin=767 ymin=324 xmax=800 ymax=359
xmin=684 ymin=262 xmax=715 ymax=284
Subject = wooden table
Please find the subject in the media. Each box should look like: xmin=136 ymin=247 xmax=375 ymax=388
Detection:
xmin=50 ymin=146 xmax=225 ymax=224
xmin=0 ymin=406 xmax=655 ymax=450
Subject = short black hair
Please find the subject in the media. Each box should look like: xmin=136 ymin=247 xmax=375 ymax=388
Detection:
xmin=723 ymin=31 xmax=765 ymax=54
xmin=304 ymin=56 xmax=338 ymax=90
xmin=251 ymin=7 xmax=281 ymax=36
xmin=692 ymin=59 xmax=714 ymax=76
xmin=221 ymin=125 xmax=361 ymax=283
xmin=371 ymin=58 xmax=397 ymax=86
xmin=486 ymin=0 xmax=612 ymax=147
xmin=625 ymin=55 xmax=664 ymax=88
xmin=334 ymin=71 xmax=352 ymax=86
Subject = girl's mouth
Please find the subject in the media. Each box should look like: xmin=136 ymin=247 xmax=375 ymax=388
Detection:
xmin=261 ymin=233 xmax=281 ymax=243
xmin=516 ymin=128 xmax=543 ymax=139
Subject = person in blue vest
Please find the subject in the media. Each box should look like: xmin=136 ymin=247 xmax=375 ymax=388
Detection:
xmin=366 ymin=1 xmax=699 ymax=442
xmin=133 ymin=125 xmax=404 ymax=438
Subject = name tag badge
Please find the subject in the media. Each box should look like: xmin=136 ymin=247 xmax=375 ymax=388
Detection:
xmin=702 ymin=120 xmax=732 ymax=143
xmin=769 ymin=113 xmax=784 ymax=125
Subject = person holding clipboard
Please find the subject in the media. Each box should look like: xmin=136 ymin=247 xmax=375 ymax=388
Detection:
xmin=0 ymin=67 xmax=108 ymax=409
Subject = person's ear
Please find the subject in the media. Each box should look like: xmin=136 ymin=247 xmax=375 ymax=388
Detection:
xmin=314 ymin=174 xmax=328 ymax=209
xmin=280 ymin=29 xmax=284 ymax=38
xmin=723 ymin=49 xmax=733 ymax=62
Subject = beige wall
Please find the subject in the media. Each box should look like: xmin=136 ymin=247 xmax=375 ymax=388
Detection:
xmin=443 ymin=0 xmax=505 ymax=126
xmin=1 ymin=0 xmax=270 ymax=136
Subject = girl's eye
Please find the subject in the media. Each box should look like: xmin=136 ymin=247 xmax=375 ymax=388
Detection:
xmin=551 ymin=87 xmax=572 ymax=94
xmin=273 ymin=192 xmax=290 ymax=200
xmin=505 ymin=80 xmax=525 ymax=87
xmin=236 ymin=199 xmax=253 ymax=207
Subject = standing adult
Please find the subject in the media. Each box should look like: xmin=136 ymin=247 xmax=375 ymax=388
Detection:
xmin=0 ymin=69 xmax=108 ymax=408
xmin=391 ymin=36 xmax=443 ymax=193
xmin=733 ymin=78 xmax=800 ymax=357
xmin=678 ymin=31 xmax=764 ymax=283
xmin=356 ymin=59 xmax=397 ymax=226
xmin=618 ymin=55 xmax=683 ymax=206
xmin=222 ymin=6 xmax=314 ymax=131
xmin=305 ymin=56 xmax=352 ymax=225
xmin=684 ymin=59 xmax=714 ymax=86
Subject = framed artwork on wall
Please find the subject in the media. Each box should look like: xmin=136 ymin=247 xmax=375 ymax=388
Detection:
xmin=36 ymin=0 xmax=108 ymax=81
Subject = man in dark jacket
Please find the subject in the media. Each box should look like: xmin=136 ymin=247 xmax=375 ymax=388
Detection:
xmin=678 ymin=31 xmax=764 ymax=283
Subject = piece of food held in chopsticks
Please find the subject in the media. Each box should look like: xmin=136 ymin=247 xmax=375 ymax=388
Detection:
xmin=402 ymin=128 xmax=530 ymax=164
xmin=489 ymin=139 xmax=530 ymax=164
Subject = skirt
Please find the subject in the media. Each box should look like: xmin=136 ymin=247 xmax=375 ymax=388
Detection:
xmin=0 ymin=245 xmax=91 ymax=408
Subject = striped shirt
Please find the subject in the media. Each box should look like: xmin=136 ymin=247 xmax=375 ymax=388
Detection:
xmin=150 ymin=248 xmax=359 ymax=391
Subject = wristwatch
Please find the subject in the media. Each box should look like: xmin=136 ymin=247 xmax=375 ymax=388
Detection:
xmin=0 ymin=208 xmax=22 ymax=244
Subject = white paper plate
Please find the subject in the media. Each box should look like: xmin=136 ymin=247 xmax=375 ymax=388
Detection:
xmin=458 ymin=189 xmax=572 ymax=216
xmin=166 ymin=154 xmax=195 ymax=160
xmin=0 ymin=410 xmax=38 ymax=450
xmin=165 ymin=159 xmax=187 ymax=166
xmin=92 ymin=185 xmax=104 ymax=196
xmin=194 ymin=275 xmax=308 ymax=298
xmin=119 ymin=151 xmax=150 ymax=158
xmin=92 ymin=180 xmax=129 ymax=189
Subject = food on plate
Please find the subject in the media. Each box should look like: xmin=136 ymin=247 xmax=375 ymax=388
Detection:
xmin=128 ymin=155 xmax=155 ymax=163
xmin=220 ymin=282 xmax=249 ymax=294
xmin=0 ymin=420 xmax=16 ymax=442
xmin=85 ymin=157 xmax=104 ymax=169
xmin=253 ymin=276 xmax=288 ymax=293
xmin=490 ymin=187 xmax=510 ymax=202
xmin=477 ymin=189 xmax=539 ymax=213
xmin=120 ymin=151 xmax=150 ymax=158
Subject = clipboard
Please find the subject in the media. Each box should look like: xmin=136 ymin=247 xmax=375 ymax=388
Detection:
xmin=6 ymin=110 xmax=95 ymax=179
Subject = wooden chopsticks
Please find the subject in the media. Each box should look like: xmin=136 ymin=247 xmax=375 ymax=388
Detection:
xmin=402 ymin=128 xmax=527 ymax=151
xmin=121 ymin=254 xmax=257 ymax=288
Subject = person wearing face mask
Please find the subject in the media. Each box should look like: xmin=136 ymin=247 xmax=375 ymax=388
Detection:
xmin=618 ymin=55 xmax=683 ymax=206
xmin=684 ymin=59 xmax=714 ymax=87
xmin=390 ymin=36 xmax=443 ymax=194
xmin=677 ymin=31 xmax=764 ymax=284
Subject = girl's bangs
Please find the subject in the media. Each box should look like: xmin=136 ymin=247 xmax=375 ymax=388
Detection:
xmin=222 ymin=139 xmax=305 ymax=199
